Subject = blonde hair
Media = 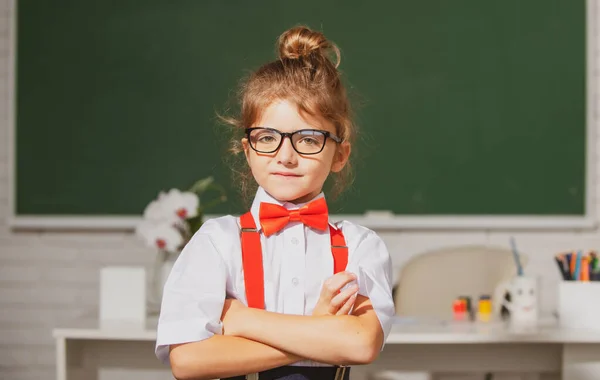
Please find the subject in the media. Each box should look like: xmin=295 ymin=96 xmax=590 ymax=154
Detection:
xmin=221 ymin=25 xmax=356 ymax=205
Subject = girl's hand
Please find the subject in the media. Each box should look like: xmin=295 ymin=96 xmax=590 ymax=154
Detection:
xmin=312 ymin=271 xmax=359 ymax=316
xmin=221 ymin=298 xmax=247 ymax=336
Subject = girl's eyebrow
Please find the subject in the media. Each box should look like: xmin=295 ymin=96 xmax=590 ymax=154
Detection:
xmin=256 ymin=126 xmax=332 ymax=134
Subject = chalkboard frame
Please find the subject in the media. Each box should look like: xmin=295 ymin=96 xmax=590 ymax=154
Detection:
xmin=7 ymin=0 xmax=597 ymax=231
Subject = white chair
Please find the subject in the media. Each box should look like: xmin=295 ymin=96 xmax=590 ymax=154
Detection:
xmin=370 ymin=245 xmax=527 ymax=380
xmin=395 ymin=244 xmax=525 ymax=319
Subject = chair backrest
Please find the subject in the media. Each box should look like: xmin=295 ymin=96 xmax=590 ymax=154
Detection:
xmin=394 ymin=245 xmax=526 ymax=319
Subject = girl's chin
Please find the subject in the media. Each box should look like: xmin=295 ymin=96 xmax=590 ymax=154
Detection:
xmin=263 ymin=186 xmax=315 ymax=204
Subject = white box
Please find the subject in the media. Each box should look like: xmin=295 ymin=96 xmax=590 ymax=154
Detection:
xmin=99 ymin=266 xmax=146 ymax=329
xmin=558 ymin=281 xmax=600 ymax=330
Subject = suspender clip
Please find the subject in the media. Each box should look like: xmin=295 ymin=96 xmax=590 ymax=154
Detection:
xmin=334 ymin=365 xmax=347 ymax=380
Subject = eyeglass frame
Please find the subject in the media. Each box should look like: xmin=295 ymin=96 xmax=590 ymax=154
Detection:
xmin=244 ymin=127 xmax=343 ymax=155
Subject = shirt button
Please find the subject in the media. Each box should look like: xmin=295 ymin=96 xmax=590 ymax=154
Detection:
xmin=292 ymin=277 xmax=299 ymax=286
xmin=291 ymin=237 xmax=299 ymax=245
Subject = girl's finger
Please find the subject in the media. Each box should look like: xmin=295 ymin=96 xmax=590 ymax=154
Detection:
xmin=329 ymin=284 xmax=358 ymax=310
xmin=336 ymin=291 xmax=358 ymax=315
xmin=320 ymin=271 xmax=357 ymax=300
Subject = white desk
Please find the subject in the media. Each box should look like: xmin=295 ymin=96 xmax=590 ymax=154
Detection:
xmin=53 ymin=318 xmax=600 ymax=380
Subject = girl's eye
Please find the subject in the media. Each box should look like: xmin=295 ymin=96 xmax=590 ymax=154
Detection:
xmin=298 ymin=137 xmax=319 ymax=145
xmin=258 ymin=135 xmax=276 ymax=143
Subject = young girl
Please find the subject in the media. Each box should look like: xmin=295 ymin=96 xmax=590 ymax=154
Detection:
xmin=155 ymin=25 xmax=395 ymax=380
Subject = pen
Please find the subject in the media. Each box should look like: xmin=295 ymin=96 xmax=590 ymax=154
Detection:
xmin=574 ymin=250 xmax=583 ymax=281
xmin=510 ymin=237 xmax=523 ymax=276
xmin=561 ymin=254 xmax=572 ymax=280
xmin=555 ymin=254 xmax=571 ymax=281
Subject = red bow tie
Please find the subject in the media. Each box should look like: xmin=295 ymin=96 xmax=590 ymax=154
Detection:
xmin=259 ymin=198 xmax=329 ymax=236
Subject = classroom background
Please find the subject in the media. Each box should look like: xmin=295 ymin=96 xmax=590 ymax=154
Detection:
xmin=1 ymin=1 xmax=599 ymax=379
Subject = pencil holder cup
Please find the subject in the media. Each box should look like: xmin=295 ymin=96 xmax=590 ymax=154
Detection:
xmin=558 ymin=281 xmax=600 ymax=331
xmin=498 ymin=275 xmax=539 ymax=326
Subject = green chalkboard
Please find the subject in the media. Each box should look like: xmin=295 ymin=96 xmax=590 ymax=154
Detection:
xmin=16 ymin=0 xmax=586 ymax=216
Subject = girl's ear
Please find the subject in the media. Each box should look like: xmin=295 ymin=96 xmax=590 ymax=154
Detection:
xmin=241 ymin=138 xmax=251 ymax=163
xmin=331 ymin=142 xmax=351 ymax=173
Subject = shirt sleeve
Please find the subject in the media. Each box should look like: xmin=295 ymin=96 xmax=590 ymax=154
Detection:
xmin=155 ymin=223 xmax=227 ymax=364
xmin=345 ymin=229 xmax=395 ymax=349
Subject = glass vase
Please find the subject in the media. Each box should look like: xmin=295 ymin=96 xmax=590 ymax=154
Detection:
xmin=149 ymin=250 xmax=180 ymax=312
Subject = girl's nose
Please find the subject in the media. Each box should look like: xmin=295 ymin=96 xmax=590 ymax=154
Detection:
xmin=276 ymin=136 xmax=298 ymax=165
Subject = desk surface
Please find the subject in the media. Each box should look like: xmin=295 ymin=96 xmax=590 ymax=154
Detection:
xmin=386 ymin=319 xmax=600 ymax=344
xmin=53 ymin=317 xmax=600 ymax=344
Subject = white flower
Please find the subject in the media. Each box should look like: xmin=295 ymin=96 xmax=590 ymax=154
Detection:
xmin=142 ymin=191 xmax=171 ymax=221
xmin=161 ymin=188 xmax=199 ymax=220
xmin=142 ymin=188 xmax=198 ymax=223
xmin=135 ymin=220 xmax=183 ymax=252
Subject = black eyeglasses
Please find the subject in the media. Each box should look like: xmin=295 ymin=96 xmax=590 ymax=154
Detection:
xmin=245 ymin=127 xmax=342 ymax=155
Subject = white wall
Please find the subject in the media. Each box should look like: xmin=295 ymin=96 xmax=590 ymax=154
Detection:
xmin=0 ymin=1 xmax=598 ymax=379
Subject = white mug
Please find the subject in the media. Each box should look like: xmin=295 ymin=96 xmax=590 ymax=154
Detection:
xmin=500 ymin=276 xmax=538 ymax=325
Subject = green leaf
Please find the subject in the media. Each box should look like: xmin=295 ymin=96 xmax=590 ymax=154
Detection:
xmin=189 ymin=177 xmax=214 ymax=194
xmin=186 ymin=211 xmax=204 ymax=235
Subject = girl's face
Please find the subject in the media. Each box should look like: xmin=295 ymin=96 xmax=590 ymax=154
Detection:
xmin=242 ymin=99 xmax=350 ymax=204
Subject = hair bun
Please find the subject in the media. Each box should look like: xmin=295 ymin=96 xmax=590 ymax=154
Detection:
xmin=278 ymin=26 xmax=340 ymax=67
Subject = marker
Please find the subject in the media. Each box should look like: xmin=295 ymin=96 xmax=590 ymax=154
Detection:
xmin=568 ymin=252 xmax=576 ymax=278
xmin=364 ymin=210 xmax=394 ymax=218
xmin=590 ymin=252 xmax=599 ymax=281
xmin=581 ymin=256 xmax=590 ymax=282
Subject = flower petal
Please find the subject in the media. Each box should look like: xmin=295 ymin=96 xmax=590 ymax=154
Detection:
xmin=161 ymin=189 xmax=199 ymax=219
xmin=135 ymin=220 xmax=183 ymax=251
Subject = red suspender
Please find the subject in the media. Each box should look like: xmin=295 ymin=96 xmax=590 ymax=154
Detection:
xmin=240 ymin=212 xmax=348 ymax=309
xmin=329 ymin=225 xmax=348 ymax=274
xmin=240 ymin=212 xmax=265 ymax=309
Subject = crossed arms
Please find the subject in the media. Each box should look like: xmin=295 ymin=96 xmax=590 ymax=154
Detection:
xmin=168 ymin=272 xmax=384 ymax=380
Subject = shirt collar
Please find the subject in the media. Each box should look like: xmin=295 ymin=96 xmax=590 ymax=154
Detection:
xmin=249 ymin=187 xmax=326 ymax=232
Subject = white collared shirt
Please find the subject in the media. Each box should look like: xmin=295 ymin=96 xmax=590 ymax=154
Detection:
xmin=155 ymin=187 xmax=395 ymax=366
